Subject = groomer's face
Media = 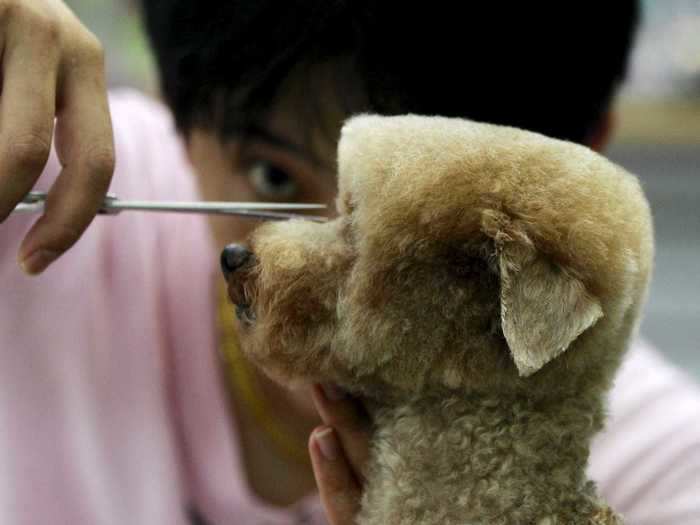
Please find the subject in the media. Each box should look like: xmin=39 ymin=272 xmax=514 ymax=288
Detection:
xmin=186 ymin=69 xmax=350 ymax=253
xmin=187 ymin=66 xmax=615 ymax=256
xmin=186 ymin=68 xmax=353 ymax=419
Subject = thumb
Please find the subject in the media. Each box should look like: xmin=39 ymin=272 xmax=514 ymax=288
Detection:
xmin=310 ymin=426 xmax=362 ymax=525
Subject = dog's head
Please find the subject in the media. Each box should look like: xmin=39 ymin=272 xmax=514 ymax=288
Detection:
xmin=224 ymin=115 xmax=653 ymax=399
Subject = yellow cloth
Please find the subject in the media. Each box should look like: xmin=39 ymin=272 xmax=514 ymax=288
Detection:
xmin=217 ymin=286 xmax=310 ymax=465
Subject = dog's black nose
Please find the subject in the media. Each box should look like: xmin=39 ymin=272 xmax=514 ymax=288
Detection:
xmin=220 ymin=244 xmax=251 ymax=279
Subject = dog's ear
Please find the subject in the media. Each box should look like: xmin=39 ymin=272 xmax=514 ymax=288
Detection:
xmin=489 ymin=220 xmax=603 ymax=377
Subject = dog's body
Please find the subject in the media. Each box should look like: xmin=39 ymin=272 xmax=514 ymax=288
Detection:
xmin=361 ymin=394 xmax=620 ymax=525
xmin=225 ymin=115 xmax=653 ymax=524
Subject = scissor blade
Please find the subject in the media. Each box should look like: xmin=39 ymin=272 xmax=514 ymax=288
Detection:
xmin=103 ymin=199 xmax=326 ymax=214
xmin=214 ymin=209 xmax=328 ymax=222
xmin=11 ymin=194 xmax=328 ymax=223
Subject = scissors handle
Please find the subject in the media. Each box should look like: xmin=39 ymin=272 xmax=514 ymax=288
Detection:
xmin=12 ymin=191 xmax=48 ymax=213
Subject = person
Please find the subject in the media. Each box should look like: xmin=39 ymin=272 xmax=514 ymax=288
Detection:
xmin=0 ymin=1 xmax=698 ymax=524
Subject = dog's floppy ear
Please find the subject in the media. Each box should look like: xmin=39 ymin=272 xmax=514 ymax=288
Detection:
xmin=489 ymin=220 xmax=603 ymax=377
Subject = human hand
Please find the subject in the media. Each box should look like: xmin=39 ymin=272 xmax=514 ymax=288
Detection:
xmin=0 ymin=0 xmax=114 ymax=274
xmin=309 ymin=384 xmax=372 ymax=525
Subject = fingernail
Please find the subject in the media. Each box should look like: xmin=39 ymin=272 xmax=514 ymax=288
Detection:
xmin=321 ymin=383 xmax=347 ymax=402
xmin=20 ymin=249 xmax=58 ymax=275
xmin=314 ymin=427 xmax=338 ymax=461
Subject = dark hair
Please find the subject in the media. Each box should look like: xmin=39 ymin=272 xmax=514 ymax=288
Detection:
xmin=140 ymin=1 xmax=640 ymax=144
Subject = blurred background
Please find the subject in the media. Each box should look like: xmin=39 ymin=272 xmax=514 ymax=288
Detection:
xmin=65 ymin=0 xmax=700 ymax=378
xmin=604 ymin=1 xmax=700 ymax=380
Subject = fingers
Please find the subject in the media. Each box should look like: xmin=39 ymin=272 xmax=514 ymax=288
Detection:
xmin=311 ymin=384 xmax=371 ymax=482
xmin=0 ymin=0 xmax=114 ymax=274
xmin=0 ymin=4 xmax=60 ymax=222
xmin=310 ymin=426 xmax=362 ymax=525
xmin=17 ymin=30 xmax=114 ymax=274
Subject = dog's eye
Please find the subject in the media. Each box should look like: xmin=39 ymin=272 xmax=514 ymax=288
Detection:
xmin=247 ymin=160 xmax=298 ymax=199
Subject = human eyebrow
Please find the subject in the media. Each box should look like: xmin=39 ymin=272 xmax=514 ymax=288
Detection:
xmin=233 ymin=123 xmax=325 ymax=169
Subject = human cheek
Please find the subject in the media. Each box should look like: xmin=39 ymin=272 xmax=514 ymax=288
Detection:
xmin=201 ymin=175 xmax=260 ymax=250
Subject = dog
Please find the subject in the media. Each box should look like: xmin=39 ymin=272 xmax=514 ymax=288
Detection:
xmin=223 ymin=114 xmax=653 ymax=524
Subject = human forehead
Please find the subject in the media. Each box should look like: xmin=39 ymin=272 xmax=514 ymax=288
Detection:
xmin=246 ymin=59 xmax=366 ymax=171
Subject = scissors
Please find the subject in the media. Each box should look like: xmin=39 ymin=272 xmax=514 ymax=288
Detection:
xmin=12 ymin=191 xmax=327 ymax=223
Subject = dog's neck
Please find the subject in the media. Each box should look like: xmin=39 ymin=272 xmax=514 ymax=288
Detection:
xmin=361 ymin=392 xmax=619 ymax=525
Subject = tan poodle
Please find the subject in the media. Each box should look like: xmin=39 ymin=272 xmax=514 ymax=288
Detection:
xmin=223 ymin=115 xmax=654 ymax=524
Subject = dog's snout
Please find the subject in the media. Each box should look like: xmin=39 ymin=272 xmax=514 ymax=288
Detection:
xmin=220 ymin=244 xmax=252 ymax=279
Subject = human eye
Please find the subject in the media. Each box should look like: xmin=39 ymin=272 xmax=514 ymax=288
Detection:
xmin=232 ymin=133 xmax=336 ymax=207
xmin=245 ymin=159 xmax=299 ymax=200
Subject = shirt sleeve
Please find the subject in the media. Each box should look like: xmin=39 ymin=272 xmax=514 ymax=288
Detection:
xmin=589 ymin=340 xmax=700 ymax=525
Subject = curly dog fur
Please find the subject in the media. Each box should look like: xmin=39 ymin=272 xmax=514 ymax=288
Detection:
xmin=225 ymin=115 xmax=654 ymax=524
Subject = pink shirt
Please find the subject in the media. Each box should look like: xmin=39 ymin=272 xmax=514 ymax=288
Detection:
xmin=1 ymin=90 xmax=698 ymax=525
